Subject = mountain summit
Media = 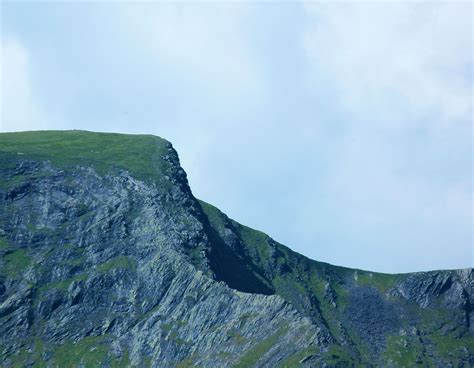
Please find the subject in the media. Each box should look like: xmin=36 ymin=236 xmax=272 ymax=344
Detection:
xmin=0 ymin=131 xmax=472 ymax=367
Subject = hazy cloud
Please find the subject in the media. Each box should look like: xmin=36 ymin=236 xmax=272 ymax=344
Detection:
xmin=1 ymin=37 xmax=44 ymax=131
xmin=0 ymin=1 xmax=471 ymax=272
xmin=119 ymin=2 xmax=262 ymax=97
xmin=300 ymin=1 xmax=472 ymax=271
xmin=304 ymin=1 xmax=472 ymax=125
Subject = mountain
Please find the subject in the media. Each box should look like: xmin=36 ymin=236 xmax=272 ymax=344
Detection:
xmin=0 ymin=130 xmax=472 ymax=367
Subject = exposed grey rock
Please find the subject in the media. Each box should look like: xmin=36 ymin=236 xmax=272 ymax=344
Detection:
xmin=0 ymin=131 xmax=472 ymax=367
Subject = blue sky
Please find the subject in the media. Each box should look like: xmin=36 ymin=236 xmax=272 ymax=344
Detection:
xmin=1 ymin=1 xmax=472 ymax=273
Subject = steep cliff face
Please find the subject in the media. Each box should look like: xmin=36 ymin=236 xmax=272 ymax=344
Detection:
xmin=0 ymin=131 xmax=472 ymax=367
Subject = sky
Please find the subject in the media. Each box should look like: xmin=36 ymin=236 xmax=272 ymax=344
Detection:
xmin=1 ymin=1 xmax=472 ymax=273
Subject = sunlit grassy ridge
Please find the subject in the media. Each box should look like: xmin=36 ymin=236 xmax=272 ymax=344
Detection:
xmin=1 ymin=131 xmax=470 ymax=367
xmin=0 ymin=130 xmax=170 ymax=184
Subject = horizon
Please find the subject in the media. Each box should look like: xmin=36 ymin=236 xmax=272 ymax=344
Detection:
xmin=1 ymin=1 xmax=472 ymax=273
xmin=1 ymin=128 xmax=470 ymax=275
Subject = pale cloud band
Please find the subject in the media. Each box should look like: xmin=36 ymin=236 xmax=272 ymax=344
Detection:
xmin=1 ymin=37 xmax=44 ymax=132
xmin=303 ymin=1 xmax=472 ymax=124
xmin=0 ymin=1 xmax=472 ymax=272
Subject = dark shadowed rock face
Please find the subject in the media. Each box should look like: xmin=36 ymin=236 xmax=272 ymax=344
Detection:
xmin=0 ymin=131 xmax=472 ymax=367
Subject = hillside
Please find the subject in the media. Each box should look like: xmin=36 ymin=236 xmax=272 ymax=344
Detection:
xmin=0 ymin=131 xmax=472 ymax=367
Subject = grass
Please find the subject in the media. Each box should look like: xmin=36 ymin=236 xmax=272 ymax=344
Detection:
xmin=238 ymin=312 xmax=258 ymax=325
xmin=168 ymin=330 xmax=186 ymax=347
xmin=161 ymin=322 xmax=187 ymax=347
xmin=39 ymin=273 xmax=88 ymax=292
xmin=176 ymin=354 xmax=198 ymax=368
xmin=0 ymin=130 xmax=171 ymax=185
xmin=108 ymin=350 xmax=131 ymax=368
xmin=307 ymin=276 xmax=344 ymax=339
xmin=5 ymin=336 xmax=130 ymax=368
xmin=199 ymin=200 xmax=227 ymax=233
xmin=200 ymin=199 xmax=360 ymax=339
xmin=417 ymin=307 xmax=451 ymax=332
xmin=0 ymin=173 xmax=27 ymax=190
xmin=236 ymin=223 xmax=271 ymax=264
xmin=97 ymin=256 xmax=136 ymax=273
xmin=27 ymin=254 xmax=127 ymax=305
xmin=356 ymin=271 xmax=403 ymax=294
xmin=278 ymin=347 xmax=318 ymax=368
xmin=233 ymin=325 xmax=288 ymax=368
xmin=0 ymin=236 xmax=10 ymax=250
xmin=51 ymin=336 xmax=109 ymax=367
xmin=430 ymin=331 xmax=474 ymax=361
xmin=3 ymin=131 xmax=464 ymax=367
xmin=2 ymin=248 xmax=31 ymax=277
xmin=323 ymin=344 xmax=362 ymax=367
xmin=162 ymin=322 xmax=173 ymax=333
xmin=200 ymin=199 xmax=271 ymax=266
xmin=60 ymin=255 xmax=86 ymax=267
xmin=383 ymin=335 xmax=425 ymax=366
xmin=7 ymin=346 xmax=46 ymax=368
xmin=198 ymin=199 xmax=441 ymax=368
xmin=176 ymin=357 xmax=194 ymax=368
xmin=217 ymin=351 xmax=232 ymax=359
xmin=227 ymin=329 xmax=247 ymax=345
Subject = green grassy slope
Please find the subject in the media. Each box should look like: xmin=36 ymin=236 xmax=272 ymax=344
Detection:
xmin=199 ymin=199 xmax=402 ymax=304
xmin=0 ymin=130 xmax=170 ymax=184
xmin=198 ymin=199 xmax=472 ymax=366
xmin=1 ymin=130 xmax=471 ymax=367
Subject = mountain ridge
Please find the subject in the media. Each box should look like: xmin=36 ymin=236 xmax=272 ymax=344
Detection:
xmin=0 ymin=130 xmax=472 ymax=367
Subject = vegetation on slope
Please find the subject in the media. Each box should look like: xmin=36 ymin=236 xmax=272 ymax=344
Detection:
xmin=1 ymin=131 xmax=471 ymax=367
xmin=0 ymin=130 xmax=170 ymax=185
xmin=198 ymin=199 xmax=473 ymax=366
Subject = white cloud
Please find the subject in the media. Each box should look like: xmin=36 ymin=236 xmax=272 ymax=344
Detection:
xmin=0 ymin=37 xmax=44 ymax=131
xmin=303 ymin=1 xmax=472 ymax=126
xmin=299 ymin=2 xmax=473 ymax=271
xmin=325 ymin=129 xmax=471 ymax=224
xmin=0 ymin=1 xmax=470 ymax=272
xmin=118 ymin=2 xmax=262 ymax=97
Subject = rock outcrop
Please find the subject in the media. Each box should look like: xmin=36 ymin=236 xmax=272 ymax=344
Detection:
xmin=0 ymin=131 xmax=472 ymax=367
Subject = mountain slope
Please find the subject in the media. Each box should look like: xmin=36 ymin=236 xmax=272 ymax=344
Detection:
xmin=0 ymin=131 xmax=472 ymax=367
xmin=200 ymin=200 xmax=473 ymax=366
